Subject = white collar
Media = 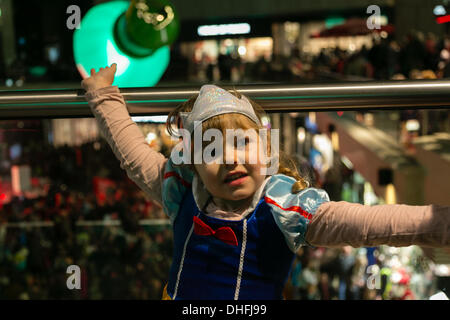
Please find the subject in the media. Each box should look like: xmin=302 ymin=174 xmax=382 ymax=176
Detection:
xmin=192 ymin=174 xmax=272 ymax=220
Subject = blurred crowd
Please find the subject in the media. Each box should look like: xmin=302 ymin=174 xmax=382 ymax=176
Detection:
xmin=0 ymin=140 xmax=172 ymax=299
xmin=288 ymin=154 xmax=445 ymax=300
xmin=173 ymin=32 xmax=450 ymax=85
xmin=0 ymin=217 xmax=173 ymax=300
xmin=309 ymin=32 xmax=447 ymax=81
xmin=0 ymin=137 xmax=444 ymax=300
xmin=286 ymin=245 xmax=441 ymax=300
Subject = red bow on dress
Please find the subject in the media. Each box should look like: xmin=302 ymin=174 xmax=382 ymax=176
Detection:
xmin=193 ymin=216 xmax=238 ymax=246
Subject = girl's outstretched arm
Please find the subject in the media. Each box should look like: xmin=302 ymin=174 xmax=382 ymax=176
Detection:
xmin=81 ymin=64 xmax=168 ymax=205
xmin=305 ymin=201 xmax=449 ymax=248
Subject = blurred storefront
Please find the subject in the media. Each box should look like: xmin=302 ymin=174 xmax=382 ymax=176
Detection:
xmin=313 ymin=110 xmax=450 ymax=207
xmin=178 ymin=37 xmax=273 ymax=82
xmin=315 ymin=112 xmax=425 ymax=205
xmin=171 ymin=4 xmax=397 ymax=83
xmin=292 ymin=113 xmax=383 ymax=205
xmin=172 ymin=17 xmax=274 ymax=82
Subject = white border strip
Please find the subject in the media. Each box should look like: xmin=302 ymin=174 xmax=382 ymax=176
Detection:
xmin=234 ymin=219 xmax=247 ymax=300
xmin=172 ymin=216 xmax=197 ymax=299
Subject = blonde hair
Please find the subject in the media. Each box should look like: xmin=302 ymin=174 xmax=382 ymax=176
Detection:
xmin=166 ymin=89 xmax=310 ymax=193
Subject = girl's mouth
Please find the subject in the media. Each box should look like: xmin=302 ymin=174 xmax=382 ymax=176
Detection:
xmin=224 ymin=172 xmax=248 ymax=186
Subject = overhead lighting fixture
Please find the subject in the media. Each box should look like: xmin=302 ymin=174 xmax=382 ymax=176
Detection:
xmin=341 ymin=156 xmax=353 ymax=169
xmin=405 ymin=119 xmax=420 ymax=131
xmin=197 ymin=23 xmax=251 ymax=36
xmin=434 ymin=5 xmax=447 ymax=16
xmin=132 ymin=115 xmax=168 ymax=123
xmin=238 ymin=45 xmax=247 ymax=55
xmin=297 ymin=127 xmax=306 ymax=143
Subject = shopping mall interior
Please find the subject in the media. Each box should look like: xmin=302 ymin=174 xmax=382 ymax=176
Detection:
xmin=0 ymin=0 xmax=449 ymax=301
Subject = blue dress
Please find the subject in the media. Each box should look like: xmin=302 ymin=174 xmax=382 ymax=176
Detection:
xmin=162 ymin=159 xmax=329 ymax=300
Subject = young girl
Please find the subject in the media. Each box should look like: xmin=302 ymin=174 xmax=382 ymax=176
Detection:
xmin=81 ymin=64 xmax=449 ymax=300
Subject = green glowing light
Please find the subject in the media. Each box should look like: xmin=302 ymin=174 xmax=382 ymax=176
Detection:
xmin=325 ymin=16 xmax=346 ymax=29
xmin=73 ymin=1 xmax=170 ymax=88
xmin=29 ymin=66 xmax=48 ymax=77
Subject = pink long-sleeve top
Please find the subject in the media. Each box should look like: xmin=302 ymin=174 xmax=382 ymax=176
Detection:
xmin=85 ymin=86 xmax=450 ymax=249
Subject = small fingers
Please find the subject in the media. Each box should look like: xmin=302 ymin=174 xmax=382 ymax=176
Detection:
xmin=90 ymin=65 xmax=115 ymax=77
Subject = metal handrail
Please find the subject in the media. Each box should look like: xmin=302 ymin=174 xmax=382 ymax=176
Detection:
xmin=1 ymin=80 xmax=450 ymax=119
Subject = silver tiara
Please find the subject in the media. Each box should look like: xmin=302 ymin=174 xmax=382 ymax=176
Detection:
xmin=179 ymin=85 xmax=261 ymax=134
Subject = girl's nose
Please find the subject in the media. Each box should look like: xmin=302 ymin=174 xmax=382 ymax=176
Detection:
xmin=225 ymin=146 xmax=248 ymax=165
xmin=224 ymin=146 xmax=238 ymax=164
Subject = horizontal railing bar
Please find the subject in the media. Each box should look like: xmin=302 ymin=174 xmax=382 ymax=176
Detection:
xmin=1 ymin=80 xmax=450 ymax=119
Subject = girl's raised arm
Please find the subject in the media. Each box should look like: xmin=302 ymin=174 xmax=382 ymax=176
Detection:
xmin=305 ymin=201 xmax=449 ymax=248
xmin=82 ymin=65 xmax=168 ymax=205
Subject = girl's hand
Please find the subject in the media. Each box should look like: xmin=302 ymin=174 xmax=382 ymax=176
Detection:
xmin=81 ymin=63 xmax=117 ymax=92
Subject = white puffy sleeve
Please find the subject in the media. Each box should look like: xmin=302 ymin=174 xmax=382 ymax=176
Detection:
xmin=264 ymin=174 xmax=330 ymax=252
xmin=161 ymin=159 xmax=194 ymax=224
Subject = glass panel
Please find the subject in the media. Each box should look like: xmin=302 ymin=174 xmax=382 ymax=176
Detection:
xmin=1 ymin=0 xmax=449 ymax=301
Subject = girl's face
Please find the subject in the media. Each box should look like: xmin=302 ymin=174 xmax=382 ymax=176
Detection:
xmin=193 ymin=115 xmax=269 ymax=210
